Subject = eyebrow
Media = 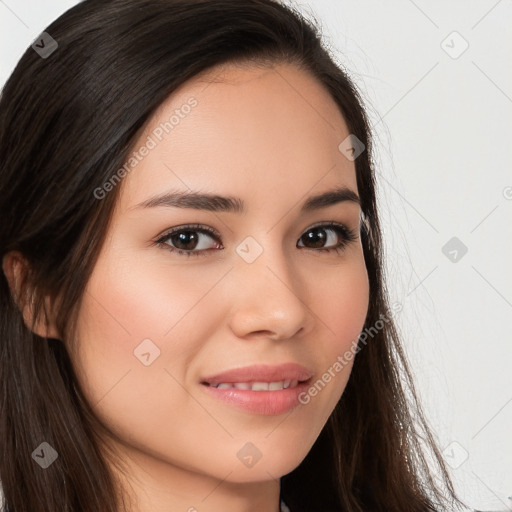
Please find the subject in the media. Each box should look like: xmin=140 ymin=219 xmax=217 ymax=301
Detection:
xmin=132 ymin=186 xmax=360 ymax=214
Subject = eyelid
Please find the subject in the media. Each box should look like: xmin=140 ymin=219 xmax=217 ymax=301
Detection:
xmin=155 ymin=223 xmax=221 ymax=242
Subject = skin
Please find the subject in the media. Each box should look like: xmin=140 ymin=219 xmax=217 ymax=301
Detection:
xmin=5 ymin=61 xmax=369 ymax=512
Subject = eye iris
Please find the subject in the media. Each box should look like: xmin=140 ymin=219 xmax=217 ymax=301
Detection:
xmin=172 ymin=231 xmax=199 ymax=250
xmin=304 ymin=227 xmax=327 ymax=248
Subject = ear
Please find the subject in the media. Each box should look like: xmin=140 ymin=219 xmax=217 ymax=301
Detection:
xmin=2 ymin=251 xmax=60 ymax=339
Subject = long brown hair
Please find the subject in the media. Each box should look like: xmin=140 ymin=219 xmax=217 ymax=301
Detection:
xmin=0 ymin=1 xmax=469 ymax=510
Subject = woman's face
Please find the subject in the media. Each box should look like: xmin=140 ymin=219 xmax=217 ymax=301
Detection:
xmin=72 ymin=61 xmax=369 ymax=498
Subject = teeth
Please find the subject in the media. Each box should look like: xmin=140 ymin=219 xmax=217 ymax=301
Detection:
xmin=233 ymin=382 xmax=252 ymax=390
xmin=211 ymin=380 xmax=300 ymax=390
xmin=252 ymin=382 xmax=269 ymax=391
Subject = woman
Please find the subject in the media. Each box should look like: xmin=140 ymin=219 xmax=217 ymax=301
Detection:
xmin=0 ymin=1 xmax=472 ymax=511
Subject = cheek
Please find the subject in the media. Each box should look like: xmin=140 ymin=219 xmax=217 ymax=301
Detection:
xmin=305 ymin=255 xmax=369 ymax=406
xmin=317 ymin=256 xmax=370 ymax=350
xmin=70 ymin=243 xmax=230 ymax=414
xmin=70 ymin=255 xmax=213 ymax=458
xmin=75 ymin=244 xmax=222 ymax=353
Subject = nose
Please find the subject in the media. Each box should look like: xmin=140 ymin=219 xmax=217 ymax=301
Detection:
xmin=227 ymin=240 xmax=312 ymax=342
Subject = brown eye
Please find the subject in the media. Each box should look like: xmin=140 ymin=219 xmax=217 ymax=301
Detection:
xmin=156 ymin=224 xmax=221 ymax=257
xmin=297 ymin=222 xmax=357 ymax=253
xmin=155 ymin=222 xmax=357 ymax=258
xmin=168 ymin=230 xmax=201 ymax=251
xmin=300 ymin=227 xmax=330 ymax=249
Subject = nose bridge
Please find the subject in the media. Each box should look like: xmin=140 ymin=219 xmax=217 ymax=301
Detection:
xmin=229 ymin=232 xmax=309 ymax=339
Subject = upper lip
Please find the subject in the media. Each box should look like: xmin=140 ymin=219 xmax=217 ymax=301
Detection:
xmin=201 ymin=363 xmax=314 ymax=385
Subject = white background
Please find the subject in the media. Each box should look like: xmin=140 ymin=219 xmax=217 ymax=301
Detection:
xmin=1 ymin=1 xmax=511 ymax=510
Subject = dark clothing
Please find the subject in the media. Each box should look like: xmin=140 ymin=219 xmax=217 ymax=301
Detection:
xmin=279 ymin=480 xmax=342 ymax=512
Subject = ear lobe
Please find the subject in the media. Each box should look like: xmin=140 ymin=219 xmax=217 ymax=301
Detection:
xmin=2 ymin=251 xmax=60 ymax=339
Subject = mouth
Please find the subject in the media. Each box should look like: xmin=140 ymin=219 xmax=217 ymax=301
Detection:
xmin=199 ymin=363 xmax=314 ymax=415
xmin=201 ymin=379 xmax=309 ymax=391
xmin=200 ymin=375 xmax=313 ymax=415
xmin=200 ymin=362 xmax=314 ymax=387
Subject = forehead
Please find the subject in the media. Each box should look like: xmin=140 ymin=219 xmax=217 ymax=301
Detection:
xmin=117 ymin=61 xmax=357 ymax=213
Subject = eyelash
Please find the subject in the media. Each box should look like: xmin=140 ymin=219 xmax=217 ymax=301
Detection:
xmin=154 ymin=222 xmax=358 ymax=258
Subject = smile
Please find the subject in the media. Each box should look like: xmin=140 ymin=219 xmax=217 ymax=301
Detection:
xmin=205 ymin=379 xmax=301 ymax=390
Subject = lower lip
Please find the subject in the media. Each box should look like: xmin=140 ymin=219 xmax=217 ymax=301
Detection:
xmin=200 ymin=380 xmax=311 ymax=415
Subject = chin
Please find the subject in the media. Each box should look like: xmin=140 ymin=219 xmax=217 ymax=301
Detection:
xmin=216 ymin=451 xmax=307 ymax=484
